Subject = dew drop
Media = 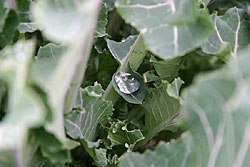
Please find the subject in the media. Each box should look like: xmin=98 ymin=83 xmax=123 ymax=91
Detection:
xmin=125 ymin=143 xmax=129 ymax=148
xmin=141 ymin=28 xmax=148 ymax=34
xmin=122 ymin=126 xmax=126 ymax=131
xmin=114 ymin=72 xmax=140 ymax=94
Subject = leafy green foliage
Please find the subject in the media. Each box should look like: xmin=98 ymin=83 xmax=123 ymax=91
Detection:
xmin=65 ymin=83 xmax=113 ymax=141
xmin=138 ymin=78 xmax=183 ymax=147
xmin=0 ymin=9 xmax=18 ymax=48
xmin=108 ymin=121 xmax=144 ymax=150
xmin=119 ymin=46 xmax=250 ymax=167
xmin=202 ymin=8 xmax=250 ymax=59
xmin=115 ymin=0 xmax=214 ymax=59
xmin=96 ymin=3 xmax=108 ymax=38
xmin=65 ymin=83 xmax=113 ymax=166
xmin=0 ymin=0 xmax=250 ymax=166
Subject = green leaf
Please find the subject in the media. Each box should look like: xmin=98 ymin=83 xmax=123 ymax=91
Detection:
xmin=208 ymin=0 xmax=250 ymax=12
xmin=103 ymin=0 xmax=115 ymax=11
xmin=198 ymin=0 xmax=211 ymax=7
xmin=115 ymin=0 xmax=214 ymax=59
xmin=107 ymin=36 xmax=137 ymax=65
xmin=0 ymin=9 xmax=19 ymax=49
xmin=112 ymin=68 xmax=146 ymax=104
xmin=0 ymin=41 xmax=47 ymax=166
xmin=65 ymin=83 xmax=113 ymax=141
xmin=31 ymin=43 xmax=79 ymax=150
xmin=0 ymin=1 xmax=8 ymax=29
xmin=65 ymin=83 xmax=113 ymax=166
xmin=138 ymin=78 xmax=183 ymax=147
xmin=108 ymin=121 xmax=144 ymax=150
xmin=15 ymin=0 xmax=31 ymax=22
xmin=32 ymin=43 xmax=66 ymax=82
xmin=31 ymin=0 xmax=101 ymax=149
xmin=142 ymin=70 xmax=159 ymax=83
xmin=107 ymin=34 xmax=147 ymax=73
xmin=81 ymin=140 xmax=108 ymax=167
xmin=119 ymin=46 xmax=250 ymax=167
xmin=202 ymin=8 xmax=250 ymax=58
xmin=150 ymin=56 xmax=185 ymax=82
xmin=32 ymin=0 xmax=100 ymax=42
xmin=0 ymin=133 xmax=45 ymax=167
xmin=32 ymin=128 xmax=74 ymax=164
xmin=81 ymin=49 xmax=119 ymax=89
xmin=119 ymin=132 xmax=195 ymax=167
xmin=104 ymin=34 xmax=148 ymax=105
xmin=95 ymin=3 xmax=108 ymax=37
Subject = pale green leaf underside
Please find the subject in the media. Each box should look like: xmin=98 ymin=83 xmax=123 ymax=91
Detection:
xmin=0 ymin=41 xmax=47 ymax=166
xmin=202 ymin=8 xmax=250 ymax=58
xmin=119 ymin=47 xmax=250 ymax=167
xmin=32 ymin=43 xmax=66 ymax=82
xmin=31 ymin=0 xmax=101 ymax=148
xmin=116 ymin=0 xmax=214 ymax=59
xmin=32 ymin=0 xmax=98 ymax=42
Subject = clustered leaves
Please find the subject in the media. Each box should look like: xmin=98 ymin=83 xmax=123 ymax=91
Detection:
xmin=0 ymin=0 xmax=250 ymax=167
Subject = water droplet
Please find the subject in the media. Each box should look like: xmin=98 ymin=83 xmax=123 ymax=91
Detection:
xmin=125 ymin=143 xmax=129 ymax=148
xmin=114 ymin=72 xmax=140 ymax=94
xmin=141 ymin=28 xmax=148 ymax=34
xmin=122 ymin=126 xmax=126 ymax=131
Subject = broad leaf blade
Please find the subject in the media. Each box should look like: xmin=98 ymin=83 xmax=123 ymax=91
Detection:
xmin=119 ymin=132 xmax=195 ymax=167
xmin=65 ymin=83 xmax=113 ymax=141
xmin=138 ymin=78 xmax=182 ymax=146
xmin=104 ymin=34 xmax=147 ymax=105
xmin=0 ymin=41 xmax=47 ymax=166
xmin=0 ymin=9 xmax=19 ymax=49
xmin=115 ymin=0 xmax=214 ymax=59
xmin=202 ymin=8 xmax=250 ymax=58
xmin=150 ymin=56 xmax=185 ymax=82
xmin=32 ymin=0 xmax=99 ymax=43
xmin=107 ymin=36 xmax=137 ymax=64
xmin=65 ymin=83 xmax=113 ymax=166
xmin=31 ymin=0 xmax=101 ymax=149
